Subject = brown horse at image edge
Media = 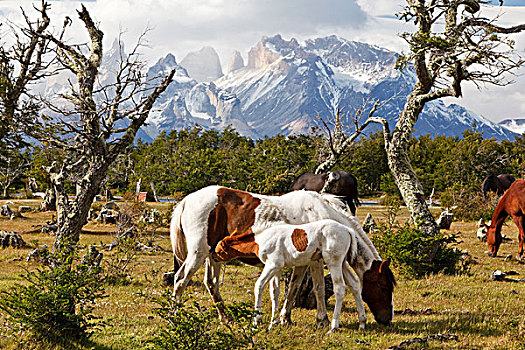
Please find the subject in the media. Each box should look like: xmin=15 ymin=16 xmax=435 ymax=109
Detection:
xmin=485 ymin=179 xmax=525 ymax=258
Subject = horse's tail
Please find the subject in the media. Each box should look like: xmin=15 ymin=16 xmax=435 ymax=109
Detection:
xmin=345 ymin=225 xmax=358 ymax=268
xmin=170 ymin=198 xmax=187 ymax=272
xmin=351 ymin=174 xmax=361 ymax=208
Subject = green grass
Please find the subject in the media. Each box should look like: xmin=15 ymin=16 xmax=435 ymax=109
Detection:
xmin=0 ymin=200 xmax=524 ymax=349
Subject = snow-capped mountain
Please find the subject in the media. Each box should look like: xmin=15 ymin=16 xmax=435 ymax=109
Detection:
xmin=212 ymin=34 xmax=515 ymax=140
xmin=499 ymin=118 xmax=525 ymax=135
xmin=39 ymin=34 xmax=518 ymax=141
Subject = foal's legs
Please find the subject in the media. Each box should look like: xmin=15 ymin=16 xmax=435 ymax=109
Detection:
xmin=326 ymin=262 xmax=346 ymax=333
xmin=254 ymin=264 xmax=281 ymax=328
xmin=279 ymin=265 xmax=308 ymax=325
xmin=268 ymin=275 xmax=280 ymax=330
xmin=342 ymin=263 xmax=367 ymax=330
xmin=310 ymin=261 xmax=330 ymax=328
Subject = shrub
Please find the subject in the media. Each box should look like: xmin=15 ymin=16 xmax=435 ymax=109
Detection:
xmin=147 ymin=291 xmax=259 ymax=350
xmin=440 ymin=183 xmax=499 ymax=221
xmin=371 ymin=207 xmax=465 ymax=278
xmin=0 ymin=255 xmax=106 ymax=347
xmin=104 ymin=202 xmax=170 ymax=285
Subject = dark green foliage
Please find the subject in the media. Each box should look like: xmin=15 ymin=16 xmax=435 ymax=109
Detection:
xmin=128 ymin=126 xmax=317 ymax=196
xmin=147 ymin=291 xmax=258 ymax=350
xmin=371 ymin=208 xmax=465 ymax=278
xmin=0 ymin=256 xmax=106 ymax=347
xmin=339 ymin=132 xmax=390 ymax=196
xmin=17 ymin=127 xmax=525 ymax=199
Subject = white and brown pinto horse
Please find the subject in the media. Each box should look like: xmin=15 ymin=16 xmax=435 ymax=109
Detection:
xmin=170 ymin=186 xmax=395 ymax=326
xmin=215 ymin=220 xmax=376 ymax=332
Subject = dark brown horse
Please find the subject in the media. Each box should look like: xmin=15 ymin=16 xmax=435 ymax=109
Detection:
xmin=485 ymin=179 xmax=525 ymax=258
xmin=290 ymin=171 xmax=360 ymax=215
xmin=482 ymin=174 xmax=515 ymax=197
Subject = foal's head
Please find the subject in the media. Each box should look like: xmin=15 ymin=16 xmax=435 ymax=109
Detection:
xmin=213 ymin=231 xmax=259 ymax=262
xmin=361 ymin=258 xmax=396 ymax=325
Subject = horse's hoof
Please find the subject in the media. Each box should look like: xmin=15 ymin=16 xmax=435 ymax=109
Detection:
xmin=280 ymin=314 xmax=294 ymax=326
xmin=358 ymin=323 xmax=366 ymax=331
xmin=316 ymin=317 xmax=330 ymax=329
xmin=327 ymin=327 xmax=338 ymax=335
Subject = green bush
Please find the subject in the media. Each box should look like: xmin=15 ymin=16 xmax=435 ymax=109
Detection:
xmin=371 ymin=212 xmax=465 ymax=278
xmin=0 ymin=256 xmax=106 ymax=347
xmin=147 ymin=291 xmax=259 ymax=350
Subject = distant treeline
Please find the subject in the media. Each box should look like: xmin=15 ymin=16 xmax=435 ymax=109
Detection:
xmin=110 ymin=126 xmax=525 ymax=199
xmin=10 ymin=126 xmax=525 ymax=200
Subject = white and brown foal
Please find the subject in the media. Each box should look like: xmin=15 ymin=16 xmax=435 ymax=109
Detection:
xmin=214 ymin=219 xmax=367 ymax=333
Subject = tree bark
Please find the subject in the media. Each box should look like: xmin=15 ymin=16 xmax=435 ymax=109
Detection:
xmin=386 ymin=139 xmax=438 ymax=236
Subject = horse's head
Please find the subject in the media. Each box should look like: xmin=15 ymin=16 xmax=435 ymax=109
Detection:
xmin=322 ymin=171 xmax=341 ymax=193
xmin=361 ymin=258 xmax=396 ymax=325
xmin=485 ymin=224 xmax=502 ymax=257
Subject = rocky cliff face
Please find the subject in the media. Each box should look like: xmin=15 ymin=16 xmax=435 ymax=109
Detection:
xmin=180 ymin=46 xmax=223 ymax=82
xmin=226 ymin=51 xmax=245 ymax=74
xmin=213 ymin=34 xmax=515 ymax=140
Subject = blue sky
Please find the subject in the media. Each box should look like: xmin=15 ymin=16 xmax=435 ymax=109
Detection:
xmin=486 ymin=0 xmax=525 ymax=6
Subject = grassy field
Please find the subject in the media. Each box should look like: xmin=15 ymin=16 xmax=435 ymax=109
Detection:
xmin=0 ymin=199 xmax=524 ymax=349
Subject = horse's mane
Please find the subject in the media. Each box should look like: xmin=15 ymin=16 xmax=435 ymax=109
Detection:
xmin=318 ymin=193 xmax=381 ymax=260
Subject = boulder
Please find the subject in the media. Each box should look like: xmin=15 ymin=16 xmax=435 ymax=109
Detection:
xmin=0 ymin=231 xmax=27 ymax=248
xmin=362 ymin=213 xmax=377 ymax=233
xmin=1 ymin=204 xmax=13 ymax=217
xmin=476 ymin=218 xmax=487 ymax=241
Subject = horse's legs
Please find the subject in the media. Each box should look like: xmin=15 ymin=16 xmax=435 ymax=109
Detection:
xmin=512 ymin=215 xmax=525 ymax=259
xmin=310 ymin=261 xmax=330 ymax=328
xmin=326 ymin=262 xmax=346 ymax=334
xmin=254 ymin=264 xmax=281 ymax=328
xmin=204 ymin=257 xmax=230 ymax=321
xmin=173 ymin=249 xmax=207 ymax=299
xmin=279 ymin=265 xmax=308 ymax=325
xmin=268 ymin=275 xmax=280 ymax=330
xmin=345 ymin=199 xmax=356 ymax=216
xmin=342 ymin=263 xmax=367 ymax=330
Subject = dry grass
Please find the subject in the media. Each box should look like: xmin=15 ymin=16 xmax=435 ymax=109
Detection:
xmin=0 ymin=200 xmax=523 ymax=349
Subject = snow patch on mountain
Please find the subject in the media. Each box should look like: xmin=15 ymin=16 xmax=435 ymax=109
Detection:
xmin=499 ymin=118 xmax=525 ymax=135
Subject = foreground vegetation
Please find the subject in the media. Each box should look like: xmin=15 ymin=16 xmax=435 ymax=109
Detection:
xmin=0 ymin=199 xmax=523 ymax=349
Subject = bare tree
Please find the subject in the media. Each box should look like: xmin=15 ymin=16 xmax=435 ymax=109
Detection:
xmin=318 ymin=1 xmax=525 ymax=236
xmin=364 ymin=0 xmax=525 ymax=236
xmin=30 ymin=5 xmax=175 ymax=261
xmin=0 ymin=150 xmax=29 ymax=198
xmin=315 ymin=99 xmax=388 ymax=174
xmin=0 ymin=1 xmax=54 ymax=150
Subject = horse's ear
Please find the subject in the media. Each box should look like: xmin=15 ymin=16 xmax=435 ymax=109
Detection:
xmin=379 ymin=258 xmax=391 ymax=274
